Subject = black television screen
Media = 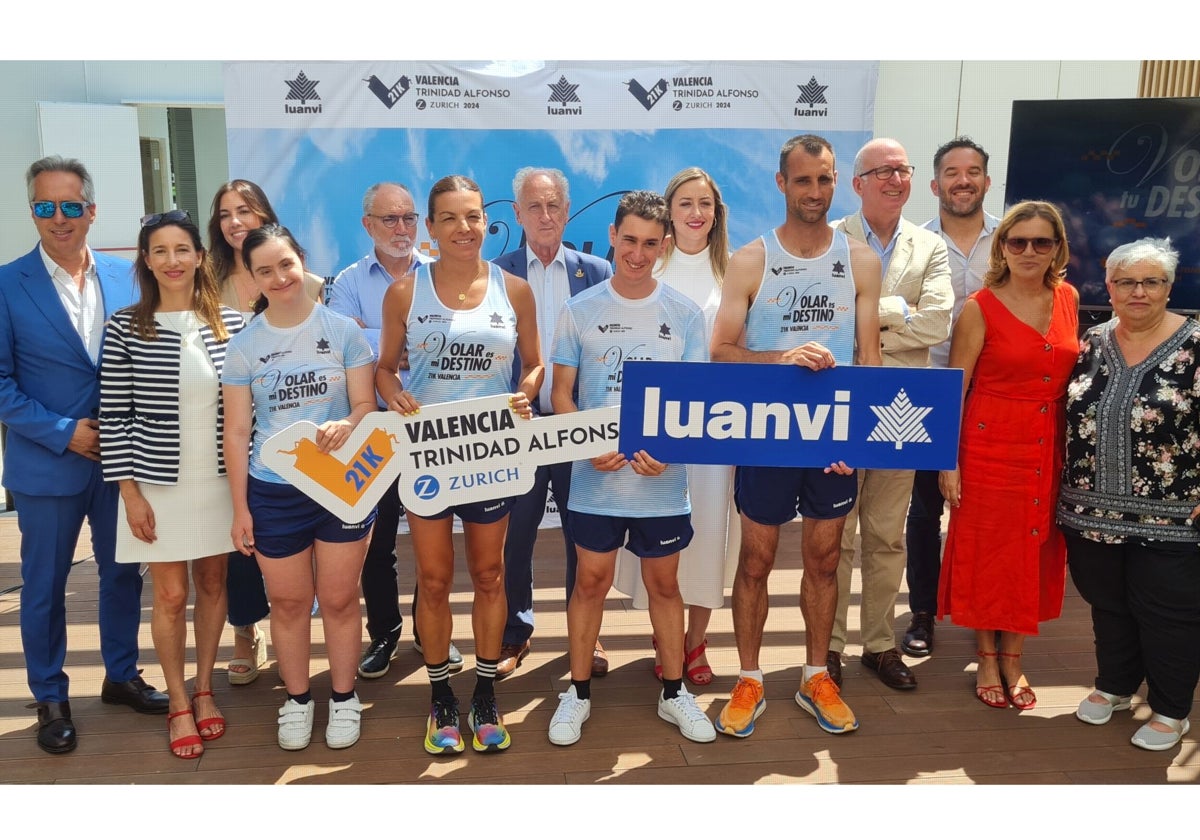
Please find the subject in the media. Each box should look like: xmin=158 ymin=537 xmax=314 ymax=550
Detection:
xmin=1006 ymin=97 xmax=1200 ymax=313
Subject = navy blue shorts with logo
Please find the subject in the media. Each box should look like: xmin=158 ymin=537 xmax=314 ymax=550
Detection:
xmin=735 ymin=465 xmax=857 ymax=525
xmin=248 ymin=476 xmax=376 ymax=558
xmin=409 ymin=497 xmax=513 ymax=525
xmin=571 ymin=512 xmax=694 ymax=558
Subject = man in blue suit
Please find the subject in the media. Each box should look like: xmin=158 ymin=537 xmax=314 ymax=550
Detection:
xmin=0 ymin=155 xmax=167 ymax=754
xmin=493 ymin=167 xmax=612 ymax=679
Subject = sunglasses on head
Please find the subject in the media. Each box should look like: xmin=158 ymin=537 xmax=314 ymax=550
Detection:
xmin=140 ymin=209 xmax=191 ymax=227
xmin=1003 ymin=236 xmax=1059 ymax=255
xmin=31 ymin=200 xmax=91 ymax=219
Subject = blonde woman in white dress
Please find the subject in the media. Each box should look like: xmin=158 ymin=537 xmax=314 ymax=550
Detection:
xmin=614 ymin=168 xmax=740 ymax=685
xmin=100 ymin=211 xmax=243 ymax=758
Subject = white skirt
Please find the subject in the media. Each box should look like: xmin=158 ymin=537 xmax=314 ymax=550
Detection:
xmin=116 ymin=313 xmax=234 ymax=564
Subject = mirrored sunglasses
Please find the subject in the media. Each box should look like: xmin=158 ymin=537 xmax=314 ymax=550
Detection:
xmin=31 ymin=200 xmax=91 ymax=219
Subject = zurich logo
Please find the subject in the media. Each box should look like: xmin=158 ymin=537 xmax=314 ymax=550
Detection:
xmin=413 ymin=475 xmax=441 ymax=499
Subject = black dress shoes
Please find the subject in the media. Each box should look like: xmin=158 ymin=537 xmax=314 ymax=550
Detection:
xmin=861 ymin=648 xmax=918 ymax=690
xmin=37 ymin=701 xmax=77 ymax=754
xmin=902 ymin=611 xmax=935 ymax=657
xmin=826 ymin=651 xmax=843 ymax=689
xmin=100 ymin=673 xmax=170 ymax=714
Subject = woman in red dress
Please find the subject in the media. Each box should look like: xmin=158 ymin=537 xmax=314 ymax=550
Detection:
xmin=938 ymin=200 xmax=1078 ymax=710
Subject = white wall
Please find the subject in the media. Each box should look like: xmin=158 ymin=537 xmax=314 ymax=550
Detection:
xmin=873 ymin=60 xmax=1140 ymax=226
xmin=0 ymin=61 xmax=223 ymax=263
xmin=0 ymin=60 xmax=1141 ymax=263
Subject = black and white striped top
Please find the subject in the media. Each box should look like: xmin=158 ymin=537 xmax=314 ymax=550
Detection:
xmin=99 ymin=306 xmax=244 ymax=485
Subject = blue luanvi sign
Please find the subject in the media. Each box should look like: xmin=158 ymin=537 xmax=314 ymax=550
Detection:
xmin=617 ymin=362 xmax=963 ymax=470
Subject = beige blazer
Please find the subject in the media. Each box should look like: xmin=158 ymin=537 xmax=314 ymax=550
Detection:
xmin=836 ymin=212 xmax=952 ymax=368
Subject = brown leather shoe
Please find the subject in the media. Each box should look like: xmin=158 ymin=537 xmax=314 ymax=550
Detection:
xmin=861 ymin=648 xmax=917 ymax=690
xmin=826 ymin=651 xmax=843 ymax=689
xmin=495 ymin=640 xmax=530 ymax=680
xmin=591 ymin=641 xmax=609 ymax=677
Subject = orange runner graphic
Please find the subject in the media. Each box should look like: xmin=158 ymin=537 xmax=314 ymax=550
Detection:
xmin=278 ymin=429 xmax=399 ymax=506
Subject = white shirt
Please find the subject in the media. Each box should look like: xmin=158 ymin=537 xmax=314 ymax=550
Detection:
xmin=923 ymin=212 xmax=999 ymax=368
xmin=524 ymin=243 xmax=570 ymax=412
xmin=40 ymin=243 xmax=103 ymax=364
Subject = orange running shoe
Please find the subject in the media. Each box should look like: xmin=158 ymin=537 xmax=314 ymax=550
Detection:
xmin=716 ymin=676 xmax=765 ymax=738
xmin=795 ymin=670 xmax=858 ymax=734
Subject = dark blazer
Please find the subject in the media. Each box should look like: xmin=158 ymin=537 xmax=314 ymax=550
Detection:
xmin=493 ymin=246 xmax=612 ymax=412
xmin=0 ymin=246 xmax=136 ymax=496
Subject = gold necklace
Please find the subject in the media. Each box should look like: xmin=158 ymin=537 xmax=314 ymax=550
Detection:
xmin=435 ymin=264 xmax=479 ymax=304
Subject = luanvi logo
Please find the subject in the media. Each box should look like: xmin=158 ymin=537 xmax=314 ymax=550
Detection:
xmin=867 ymin=390 xmax=932 ymax=450
xmin=625 ymin=77 xmax=669 ymax=111
xmin=547 ymin=75 xmax=582 ymax=115
xmin=794 ymin=76 xmax=829 ymax=117
xmin=365 ymin=74 xmax=411 ymax=108
xmin=285 ymin=72 xmax=322 ymax=114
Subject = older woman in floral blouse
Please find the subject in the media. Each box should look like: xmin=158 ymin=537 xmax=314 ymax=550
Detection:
xmin=1059 ymin=236 xmax=1200 ymax=752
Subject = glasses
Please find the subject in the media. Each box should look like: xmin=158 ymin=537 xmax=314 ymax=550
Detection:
xmin=1003 ymin=236 xmax=1059 ymax=255
xmin=1111 ymin=277 xmax=1170 ymax=293
xmin=856 ymin=165 xmax=915 ymax=181
xmin=368 ymin=212 xmax=420 ymax=228
xmin=140 ymin=209 xmax=190 ymax=227
xmin=31 ymin=200 xmax=92 ymax=219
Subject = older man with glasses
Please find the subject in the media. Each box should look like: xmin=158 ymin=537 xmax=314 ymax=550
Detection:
xmin=829 ymin=137 xmax=952 ymax=693
xmin=1 ymin=154 xmax=168 ymax=754
xmin=328 ymin=181 xmax=463 ymax=679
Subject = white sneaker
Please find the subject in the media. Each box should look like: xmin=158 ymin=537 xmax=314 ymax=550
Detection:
xmin=548 ymin=685 xmax=591 ymax=746
xmin=326 ymin=694 xmax=364 ymax=749
xmin=658 ymin=687 xmax=717 ymax=743
xmin=277 ymin=698 xmax=315 ymax=750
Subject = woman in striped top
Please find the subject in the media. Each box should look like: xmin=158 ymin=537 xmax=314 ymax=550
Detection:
xmin=99 ymin=210 xmax=244 ymax=759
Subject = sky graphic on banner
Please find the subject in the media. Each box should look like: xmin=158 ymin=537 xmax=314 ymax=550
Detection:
xmin=227 ymin=126 xmax=872 ymax=279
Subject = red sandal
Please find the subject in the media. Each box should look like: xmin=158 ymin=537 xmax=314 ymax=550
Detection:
xmin=651 ymin=636 xmax=663 ymax=681
xmin=975 ymin=651 xmax=1007 ymax=709
xmin=167 ymin=709 xmax=203 ymax=759
xmin=998 ymin=653 xmax=1037 ymax=710
xmin=685 ymin=638 xmax=713 ymax=686
xmin=191 ymin=690 xmax=226 ymax=741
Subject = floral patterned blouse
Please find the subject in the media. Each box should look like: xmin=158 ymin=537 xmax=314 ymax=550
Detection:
xmin=1059 ymin=317 xmax=1200 ymax=544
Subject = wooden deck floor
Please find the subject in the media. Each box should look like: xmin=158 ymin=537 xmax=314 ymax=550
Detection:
xmin=1 ymin=512 xmax=1197 ymax=787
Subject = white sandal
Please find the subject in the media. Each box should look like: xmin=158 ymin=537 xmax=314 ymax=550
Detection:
xmin=228 ymin=624 xmax=267 ymax=686
xmin=1075 ymin=689 xmax=1133 ymax=725
xmin=1131 ymin=713 xmax=1190 ymax=751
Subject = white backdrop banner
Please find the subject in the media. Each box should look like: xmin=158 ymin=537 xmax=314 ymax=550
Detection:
xmin=222 ymin=60 xmax=878 ymax=530
xmin=222 ymin=61 xmax=878 ymax=279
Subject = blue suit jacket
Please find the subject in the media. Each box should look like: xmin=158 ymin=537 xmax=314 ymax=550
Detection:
xmin=493 ymin=246 xmax=612 ymax=411
xmin=0 ymin=245 xmax=137 ymax=496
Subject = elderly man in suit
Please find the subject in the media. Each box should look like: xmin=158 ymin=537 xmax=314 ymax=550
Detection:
xmin=828 ymin=138 xmax=952 ymax=691
xmin=492 ymin=167 xmax=612 ymax=679
xmin=0 ymin=155 xmax=167 ymax=754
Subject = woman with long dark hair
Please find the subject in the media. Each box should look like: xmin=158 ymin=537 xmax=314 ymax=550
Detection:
xmin=100 ymin=210 xmax=243 ymax=758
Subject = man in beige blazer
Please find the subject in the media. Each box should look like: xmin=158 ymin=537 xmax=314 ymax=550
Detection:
xmin=829 ymin=138 xmax=952 ymax=691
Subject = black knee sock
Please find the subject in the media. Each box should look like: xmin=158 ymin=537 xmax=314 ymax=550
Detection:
xmin=427 ymin=659 xmax=454 ymax=703
xmin=474 ymin=656 xmax=498 ymax=698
